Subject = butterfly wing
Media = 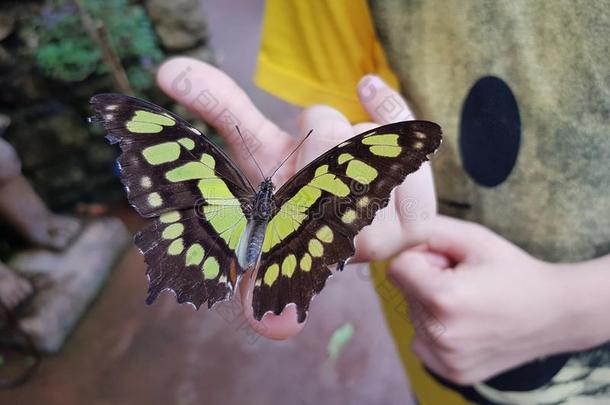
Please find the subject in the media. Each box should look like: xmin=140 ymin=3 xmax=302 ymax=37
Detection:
xmin=253 ymin=121 xmax=442 ymax=322
xmin=91 ymin=93 xmax=254 ymax=308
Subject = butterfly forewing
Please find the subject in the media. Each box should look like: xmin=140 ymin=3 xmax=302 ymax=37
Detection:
xmin=253 ymin=121 xmax=442 ymax=322
xmin=91 ymin=93 xmax=254 ymax=308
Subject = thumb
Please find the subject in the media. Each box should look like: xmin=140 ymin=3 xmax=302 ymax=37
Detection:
xmin=239 ymin=270 xmax=305 ymax=340
xmin=357 ymin=75 xmax=415 ymax=123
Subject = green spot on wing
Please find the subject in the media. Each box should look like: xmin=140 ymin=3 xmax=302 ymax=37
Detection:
xmin=127 ymin=111 xmax=175 ymax=133
xmin=142 ymin=142 xmax=180 ymax=165
xmin=186 ymin=244 xmax=205 ymax=266
xmin=300 ymin=253 xmax=312 ymax=271
xmin=148 ymin=192 xmax=163 ymax=207
xmin=316 ymin=226 xmax=334 ymax=243
xmin=369 ymin=145 xmax=401 ymax=157
xmin=127 ymin=121 xmax=165 ymax=133
xmin=202 ymin=257 xmax=220 ymax=279
xmin=178 ymin=137 xmax=195 ymax=150
xmin=160 ymin=211 xmax=180 ymax=223
xmin=162 ymin=223 xmax=184 ymax=239
xmin=308 ymin=239 xmax=324 ymax=257
xmin=264 ymin=264 xmax=279 ymax=286
xmin=166 ymin=162 xmax=208 ymax=182
xmin=227 ymin=217 xmax=247 ymax=250
xmin=310 ymin=173 xmax=350 ymax=197
xmin=342 ymin=209 xmax=356 ymax=223
xmin=281 ymin=254 xmax=297 ymax=277
xmin=168 ymin=238 xmax=184 ymax=255
xmin=362 ymin=133 xmax=399 ymax=146
xmin=200 ymin=153 xmax=215 ymax=168
xmin=346 ymin=159 xmax=378 ymax=184
xmin=338 ymin=153 xmax=354 ymax=164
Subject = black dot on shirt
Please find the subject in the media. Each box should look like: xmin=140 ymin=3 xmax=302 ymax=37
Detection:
xmin=459 ymin=76 xmax=521 ymax=187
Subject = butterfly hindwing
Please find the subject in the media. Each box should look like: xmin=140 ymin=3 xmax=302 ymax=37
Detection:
xmin=135 ymin=209 xmax=238 ymax=308
xmin=90 ymin=93 xmax=254 ymax=308
xmin=253 ymin=121 xmax=442 ymax=322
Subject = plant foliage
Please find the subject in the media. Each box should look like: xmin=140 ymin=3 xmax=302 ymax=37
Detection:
xmin=34 ymin=0 xmax=163 ymax=91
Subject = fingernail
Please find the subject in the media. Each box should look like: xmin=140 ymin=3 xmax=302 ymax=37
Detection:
xmin=364 ymin=74 xmax=386 ymax=88
xmin=357 ymin=74 xmax=387 ymax=101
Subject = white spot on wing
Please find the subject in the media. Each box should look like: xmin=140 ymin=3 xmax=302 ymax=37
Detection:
xmin=140 ymin=176 xmax=152 ymax=189
xmin=189 ymin=127 xmax=201 ymax=135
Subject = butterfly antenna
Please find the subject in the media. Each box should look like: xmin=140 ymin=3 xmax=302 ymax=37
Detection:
xmin=269 ymin=129 xmax=314 ymax=179
xmin=235 ymin=125 xmax=265 ymax=180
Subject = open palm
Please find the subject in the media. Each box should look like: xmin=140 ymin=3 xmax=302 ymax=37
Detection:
xmin=157 ymin=57 xmax=437 ymax=339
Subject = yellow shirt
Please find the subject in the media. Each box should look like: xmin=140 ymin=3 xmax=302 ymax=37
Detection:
xmin=255 ymin=0 xmax=398 ymax=123
xmin=255 ymin=1 xmax=467 ymax=404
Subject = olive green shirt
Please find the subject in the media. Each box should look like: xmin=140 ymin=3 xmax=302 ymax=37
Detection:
xmin=369 ymin=0 xmax=610 ymax=403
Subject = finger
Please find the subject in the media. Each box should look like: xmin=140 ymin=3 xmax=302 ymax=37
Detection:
xmin=406 ymin=291 xmax=448 ymax=347
xmin=393 ymin=161 xmax=437 ymax=234
xmin=425 ymin=215 xmax=486 ymax=263
xmin=239 ymin=271 xmax=305 ymax=340
xmin=157 ymin=57 xmax=292 ymax=173
xmin=296 ymin=105 xmax=353 ymax=169
xmin=351 ymin=122 xmax=378 ymax=134
xmin=357 ymin=75 xmax=415 ymax=123
xmin=388 ymin=250 xmax=444 ymax=298
xmin=420 ymin=250 xmax=452 ymax=269
xmin=412 ymin=337 xmax=454 ymax=381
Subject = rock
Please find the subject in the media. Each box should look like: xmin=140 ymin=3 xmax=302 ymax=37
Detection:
xmin=7 ymin=105 xmax=88 ymax=168
xmin=146 ymin=0 xmax=208 ymax=51
xmin=2 ymin=218 xmax=131 ymax=353
xmin=0 ymin=5 xmax=16 ymax=41
xmin=0 ymin=114 xmax=9 ymax=135
xmin=0 ymin=44 xmax=14 ymax=69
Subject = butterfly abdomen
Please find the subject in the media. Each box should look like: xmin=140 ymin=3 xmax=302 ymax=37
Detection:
xmin=237 ymin=219 xmax=268 ymax=271
xmin=237 ymin=179 xmax=276 ymax=270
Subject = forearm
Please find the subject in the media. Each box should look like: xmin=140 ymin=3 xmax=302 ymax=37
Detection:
xmin=556 ymin=254 xmax=610 ymax=351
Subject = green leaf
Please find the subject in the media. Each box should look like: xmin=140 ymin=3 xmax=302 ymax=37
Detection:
xmin=327 ymin=322 xmax=354 ymax=361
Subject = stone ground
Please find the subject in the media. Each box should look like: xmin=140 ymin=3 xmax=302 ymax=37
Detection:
xmin=0 ymin=208 xmax=413 ymax=405
xmin=0 ymin=1 xmax=416 ymax=403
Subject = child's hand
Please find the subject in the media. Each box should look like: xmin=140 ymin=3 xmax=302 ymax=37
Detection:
xmin=157 ymin=58 xmax=437 ymax=339
xmin=388 ymin=215 xmax=607 ymax=385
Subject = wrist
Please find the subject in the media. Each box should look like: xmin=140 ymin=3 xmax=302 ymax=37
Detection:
xmin=549 ymin=259 xmax=610 ymax=352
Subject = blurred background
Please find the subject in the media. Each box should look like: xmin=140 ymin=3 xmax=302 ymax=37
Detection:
xmin=0 ymin=0 xmax=412 ymax=404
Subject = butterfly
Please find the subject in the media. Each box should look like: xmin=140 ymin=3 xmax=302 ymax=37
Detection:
xmin=90 ymin=93 xmax=442 ymax=322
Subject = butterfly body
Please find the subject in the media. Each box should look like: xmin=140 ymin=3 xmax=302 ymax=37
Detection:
xmin=238 ymin=178 xmax=275 ymax=271
xmin=90 ymin=93 xmax=442 ymax=323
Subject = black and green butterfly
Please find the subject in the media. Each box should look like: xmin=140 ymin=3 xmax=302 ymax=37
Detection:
xmin=90 ymin=93 xmax=442 ymax=322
